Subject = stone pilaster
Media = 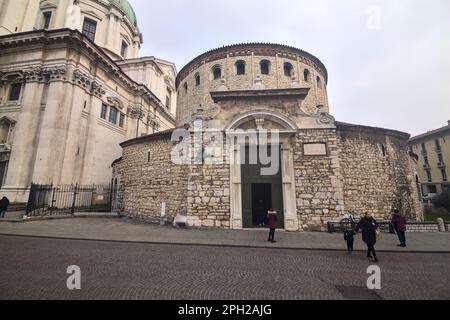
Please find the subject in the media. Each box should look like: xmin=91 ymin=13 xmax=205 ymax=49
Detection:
xmin=1 ymin=81 xmax=45 ymax=202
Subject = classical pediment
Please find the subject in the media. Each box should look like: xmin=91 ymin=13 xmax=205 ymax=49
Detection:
xmin=0 ymin=116 xmax=17 ymax=125
xmin=40 ymin=0 xmax=58 ymax=10
xmin=107 ymin=96 xmax=125 ymax=110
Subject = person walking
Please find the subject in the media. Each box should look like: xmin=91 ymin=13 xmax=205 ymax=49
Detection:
xmin=0 ymin=196 xmax=10 ymax=218
xmin=355 ymin=212 xmax=379 ymax=262
xmin=267 ymin=208 xmax=278 ymax=243
xmin=391 ymin=208 xmax=407 ymax=247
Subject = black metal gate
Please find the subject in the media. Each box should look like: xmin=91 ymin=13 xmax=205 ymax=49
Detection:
xmin=26 ymin=183 xmax=117 ymax=217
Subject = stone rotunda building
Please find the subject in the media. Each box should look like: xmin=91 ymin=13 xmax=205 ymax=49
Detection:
xmin=115 ymin=43 xmax=424 ymax=231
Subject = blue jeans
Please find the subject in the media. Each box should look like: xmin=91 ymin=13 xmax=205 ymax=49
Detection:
xmin=0 ymin=210 xmax=6 ymax=218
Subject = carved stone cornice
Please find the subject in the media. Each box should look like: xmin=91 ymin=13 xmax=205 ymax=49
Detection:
xmin=72 ymin=69 xmax=105 ymax=98
xmin=23 ymin=66 xmax=67 ymax=83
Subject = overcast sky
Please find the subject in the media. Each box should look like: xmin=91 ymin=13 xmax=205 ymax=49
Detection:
xmin=129 ymin=0 xmax=450 ymax=136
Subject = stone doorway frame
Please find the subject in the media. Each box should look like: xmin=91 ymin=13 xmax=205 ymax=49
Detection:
xmin=225 ymin=110 xmax=300 ymax=231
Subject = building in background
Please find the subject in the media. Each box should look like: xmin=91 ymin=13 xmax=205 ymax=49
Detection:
xmin=409 ymin=121 xmax=450 ymax=196
xmin=0 ymin=0 xmax=177 ymax=203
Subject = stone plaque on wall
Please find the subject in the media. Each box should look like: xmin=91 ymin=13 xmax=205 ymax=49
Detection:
xmin=303 ymin=143 xmax=327 ymax=156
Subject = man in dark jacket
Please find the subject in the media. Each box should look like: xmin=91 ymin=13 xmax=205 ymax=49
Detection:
xmin=355 ymin=212 xmax=379 ymax=262
xmin=0 ymin=196 xmax=10 ymax=218
xmin=391 ymin=209 xmax=407 ymax=247
xmin=267 ymin=209 xmax=278 ymax=243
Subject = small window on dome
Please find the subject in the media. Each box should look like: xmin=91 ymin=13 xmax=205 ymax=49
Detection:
xmin=304 ymin=69 xmax=310 ymax=82
xmin=82 ymin=18 xmax=97 ymax=42
xmin=121 ymin=40 xmax=129 ymax=58
xmin=195 ymin=73 xmax=201 ymax=86
xmin=236 ymin=60 xmax=246 ymax=75
xmin=213 ymin=66 xmax=222 ymax=80
xmin=260 ymin=60 xmax=270 ymax=75
xmin=284 ymin=62 xmax=293 ymax=77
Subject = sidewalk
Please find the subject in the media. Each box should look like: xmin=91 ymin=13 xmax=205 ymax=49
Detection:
xmin=1 ymin=215 xmax=450 ymax=253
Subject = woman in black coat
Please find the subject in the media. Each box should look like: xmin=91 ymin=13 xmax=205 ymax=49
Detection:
xmin=0 ymin=197 xmax=10 ymax=218
xmin=355 ymin=212 xmax=379 ymax=262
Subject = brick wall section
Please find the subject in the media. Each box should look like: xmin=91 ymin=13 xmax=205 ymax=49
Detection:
xmin=118 ymin=134 xmax=189 ymax=222
xmin=186 ymin=133 xmax=231 ymax=228
xmin=294 ymin=129 xmax=346 ymax=231
xmin=337 ymin=123 xmax=424 ymax=221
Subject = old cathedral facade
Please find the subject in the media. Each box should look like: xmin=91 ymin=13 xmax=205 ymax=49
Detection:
xmin=1 ymin=0 xmax=423 ymax=230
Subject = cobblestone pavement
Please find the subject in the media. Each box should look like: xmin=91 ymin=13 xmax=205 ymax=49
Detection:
xmin=1 ymin=217 xmax=450 ymax=252
xmin=1 ymin=235 xmax=449 ymax=300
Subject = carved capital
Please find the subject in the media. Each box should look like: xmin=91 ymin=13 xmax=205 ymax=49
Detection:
xmin=91 ymin=80 xmax=106 ymax=98
xmin=72 ymin=69 xmax=105 ymax=97
xmin=147 ymin=114 xmax=160 ymax=130
xmin=72 ymin=69 xmax=92 ymax=89
xmin=127 ymin=105 xmax=145 ymax=119
xmin=23 ymin=66 xmax=67 ymax=82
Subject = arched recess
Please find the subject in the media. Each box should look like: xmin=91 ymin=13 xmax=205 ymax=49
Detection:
xmin=225 ymin=109 xmax=298 ymax=131
xmin=226 ymin=109 xmax=300 ymax=232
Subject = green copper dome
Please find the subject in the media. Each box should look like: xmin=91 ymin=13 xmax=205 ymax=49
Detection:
xmin=110 ymin=0 xmax=138 ymax=27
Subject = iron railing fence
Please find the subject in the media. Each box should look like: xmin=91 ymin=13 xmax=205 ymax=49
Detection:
xmin=26 ymin=183 xmax=119 ymax=217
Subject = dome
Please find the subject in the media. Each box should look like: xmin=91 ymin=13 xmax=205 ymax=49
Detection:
xmin=110 ymin=0 xmax=138 ymax=27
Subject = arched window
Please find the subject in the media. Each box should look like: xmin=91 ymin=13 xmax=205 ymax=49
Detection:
xmin=195 ymin=73 xmax=201 ymax=86
xmin=213 ymin=66 xmax=222 ymax=80
xmin=304 ymin=69 xmax=310 ymax=82
xmin=183 ymin=82 xmax=188 ymax=94
xmin=260 ymin=60 xmax=270 ymax=75
xmin=236 ymin=60 xmax=246 ymax=75
xmin=284 ymin=62 xmax=293 ymax=77
xmin=236 ymin=60 xmax=245 ymax=76
xmin=317 ymin=76 xmax=322 ymax=88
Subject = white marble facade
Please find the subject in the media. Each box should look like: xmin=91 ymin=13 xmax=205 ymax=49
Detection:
xmin=0 ymin=0 xmax=177 ymax=202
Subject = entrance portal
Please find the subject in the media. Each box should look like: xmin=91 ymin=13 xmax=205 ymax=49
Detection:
xmin=241 ymin=145 xmax=285 ymax=229
xmin=251 ymin=183 xmax=272 ymax=227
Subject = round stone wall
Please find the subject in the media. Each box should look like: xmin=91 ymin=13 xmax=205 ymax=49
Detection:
xmin=175 ymin=43 xmax=330 ymax=125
